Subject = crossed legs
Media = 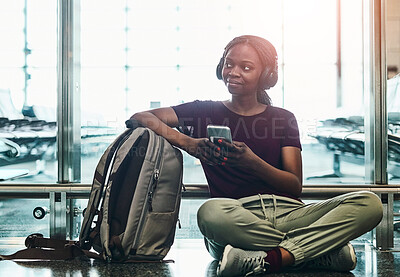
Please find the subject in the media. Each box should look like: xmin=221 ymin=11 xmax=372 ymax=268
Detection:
xmin=197 ymin=191 xmax=383 ymax=265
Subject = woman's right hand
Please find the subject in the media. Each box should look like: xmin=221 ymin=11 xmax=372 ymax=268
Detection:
xmin=182 ymin=137 xmax=220 ymax=165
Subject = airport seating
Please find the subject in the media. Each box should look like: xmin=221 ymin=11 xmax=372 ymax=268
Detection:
xmin=0 ymin=88 xmax=117 ymax=181
xmin=0 ymin=89 xmax=57 ymax=168
xmin=309 ymin=114 xmax=400 ymax=179
xmin=309 ymin=74 xmax=400 ymax=180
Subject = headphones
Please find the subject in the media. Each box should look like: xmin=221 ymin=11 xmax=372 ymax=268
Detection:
xmin=216 ymin=50 xmax=278 ymax=90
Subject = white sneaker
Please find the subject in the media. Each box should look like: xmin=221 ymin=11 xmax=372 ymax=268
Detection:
xmin=217 ymin=245 xmax=269 ymax=277
xmin=306 ymin=243 xmax=357 ymax=272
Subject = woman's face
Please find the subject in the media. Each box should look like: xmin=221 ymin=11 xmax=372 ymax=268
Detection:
xmin=222 ymin=43 xmax=263 ymax=96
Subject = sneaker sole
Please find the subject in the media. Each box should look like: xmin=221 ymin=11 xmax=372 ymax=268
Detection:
xmin=218 ymin=244 xmax=234 ymax=276
xmin=347 ymin=243 xmax=357 ymax=270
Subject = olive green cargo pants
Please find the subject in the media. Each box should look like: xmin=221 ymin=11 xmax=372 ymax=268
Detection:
xmin=197 ymin=191 xmax=383 ymax=265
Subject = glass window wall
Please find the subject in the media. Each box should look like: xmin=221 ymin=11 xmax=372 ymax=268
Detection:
xmin=0 ymin=0 xmax=57 ymax=183
xmin=0 ymin=0 xmax=388 ymax=186
xmin=79 ymin=0 xmax=367 ymax=185
xmin=387 ymin=0 xmax=400 ymax=184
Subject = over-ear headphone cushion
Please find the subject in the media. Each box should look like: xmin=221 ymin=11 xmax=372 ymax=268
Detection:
xmin=216 ymin=57 xmax=224 ymax=80
xmin=260 ymin=66 xmax=278 ymax=89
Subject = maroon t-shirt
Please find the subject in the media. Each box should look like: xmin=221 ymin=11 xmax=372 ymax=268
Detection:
xmin=172 ymin=100 xmax=302 ymax=199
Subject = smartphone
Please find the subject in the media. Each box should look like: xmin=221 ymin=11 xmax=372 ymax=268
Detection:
xmin=207 ymin=125 xmax=232 ymax=143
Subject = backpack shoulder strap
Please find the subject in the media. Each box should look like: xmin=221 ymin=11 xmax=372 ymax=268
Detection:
xmin=25 ymin=233 xmax=76 ymax=249
xmin=0 ymin=245 xmax=85 ymax=261
xmin=0 ymin=233 xmax=103 ymax=261
xmin=79 ymin=129 xmax=133 ymax=245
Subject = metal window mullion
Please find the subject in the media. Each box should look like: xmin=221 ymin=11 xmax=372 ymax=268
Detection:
xmin=375 ymin=0 xmax=388 ymax=185
xmin=57 ymin=0 xmax=81 ymax=184
xmin=336 ymin=0 xmax=342 ymax=108
xmin=364 ymin=0 xmax=388 ymax=185
xmin=379 ymin=0 xmax=388 ymax=185
xmin=364 ymin=0 xmax=391 ymax=250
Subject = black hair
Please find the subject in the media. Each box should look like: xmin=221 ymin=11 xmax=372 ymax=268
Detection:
xmin=222 ymin=35 xmax=278 ymax=105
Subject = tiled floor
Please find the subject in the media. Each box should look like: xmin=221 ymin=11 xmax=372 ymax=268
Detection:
xmin=1 ymin=239 xmax=400 ymax=276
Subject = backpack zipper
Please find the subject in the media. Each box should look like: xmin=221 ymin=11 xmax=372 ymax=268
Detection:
xmin=148 ymin=168 xmax=160 ymax=212
xmin=132 ymin=134 xmax=164 ymax=250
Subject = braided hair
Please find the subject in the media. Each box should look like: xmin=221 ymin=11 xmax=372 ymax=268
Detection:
xmin=221 ymin=35 xmax=278 ymax=105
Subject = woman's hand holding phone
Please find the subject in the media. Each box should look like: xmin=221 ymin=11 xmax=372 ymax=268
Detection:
xmin=182 ymin=137 xmax=221 ymax=166
xmin=181 ymin=137 xmax=231 ymax=166
xmin=182 ymin=125 xmax=258 ymax=167
xmin=213 ymin=140 xmax=258 ymax=168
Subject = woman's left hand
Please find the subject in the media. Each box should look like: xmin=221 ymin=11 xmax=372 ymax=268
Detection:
xmin=212 ymin=139 xmax=257 ymax=168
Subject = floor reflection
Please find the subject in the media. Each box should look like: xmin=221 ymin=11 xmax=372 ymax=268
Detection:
xmin=1 ymin=240 xmax=399 ymax=276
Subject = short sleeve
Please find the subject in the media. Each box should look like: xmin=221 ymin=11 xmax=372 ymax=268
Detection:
xmin=282 ymin=111 xmax=302 ymax=150
xmin=171 ymin=100 xmax=200 ymax=126
xmin=171 ymin=100 xmax=210 ymax=138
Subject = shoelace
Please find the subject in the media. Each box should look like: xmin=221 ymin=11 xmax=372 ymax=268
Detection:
xmin=240 ymin=256 xmax=268 ymax=276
